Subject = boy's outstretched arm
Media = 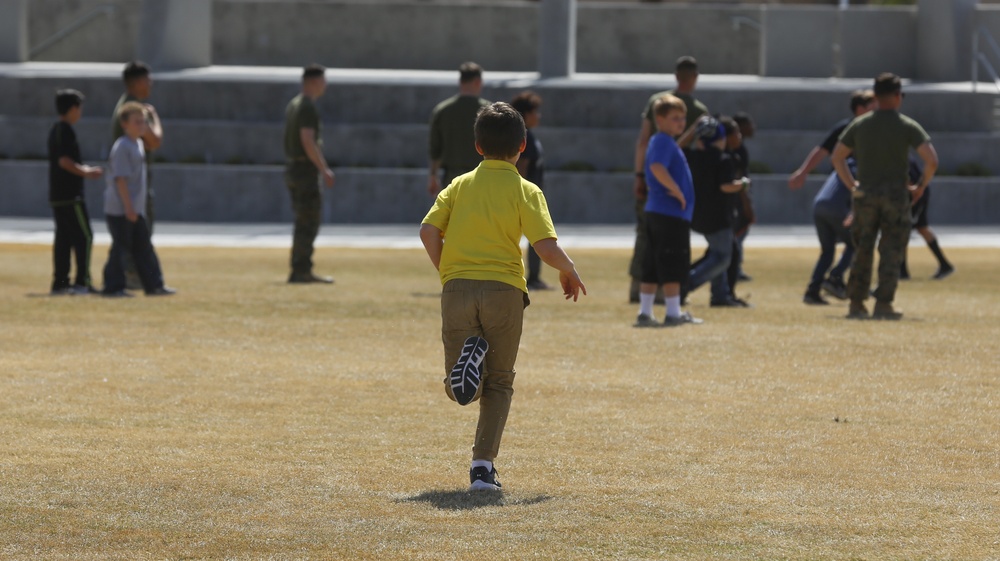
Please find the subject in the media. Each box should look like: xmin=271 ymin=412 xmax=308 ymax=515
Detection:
xmin=419 ymin=223 xmax=444 ymax=270
xmin=531 ymin=238 xmax=587 ymax=301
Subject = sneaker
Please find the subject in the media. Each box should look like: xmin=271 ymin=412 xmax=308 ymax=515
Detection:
xmin=663 ymin=311 xmax=703 ymax=326
xmin=803 ymin=291 xmax=829 ymax=305
xmin=147 ymin=286 xmax=177 ymax=296
xmin=846 ymin=301 xmax=869 ymax=320
xmin=469 ymin=466 xmax=502 ymax=492
xmin=932 ymin=265 xmax=955 ymax=280
xmin=102 ymin=289 xmax=135 ymax=298
xmin=288 ymin=272 xmax=335 ymax=284
xmin=710 ymin=296 xmax=752 ymax=308
xmin=50 ymin=286 xmax=73 ymax=296
xmin=821 ymin=278 xmax=848 ymax=300
xmin=872 ymin=302 xmax=903 ymax=320
xmin=71 ymin=285 xmax=100 ymax=296
xmin=526 ymin=279 xmax=553 ymax=291
xmin=449 ymin=336 xmax=489 ymax=406
xmin=633 ymin=313 xmax=662 ymax=328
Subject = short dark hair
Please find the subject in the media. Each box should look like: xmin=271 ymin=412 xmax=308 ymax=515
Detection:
xmin=510 ymin=90 xmax=541 ymax=117
xmin=675 ymin=56 xmax=698 ymax=78
xmin=733 ymin=111 xmax=754 ymax=128
xmin=55 ymin=88 xmax=85 ymax=115
xmin=474 ymin=102 xmax=525 ymax=159
xmin=303 ymin=64 xmax=326 ymax=80
xmin=850 ymin=89 xmax=875 ymax=112
xmin=873 ymin=73 xmax=902 ymax=97
xmin=122 ymin=61 xmax=151 ymax=83
xmin=459 ymin=62 xmax=483 ymax=84
xmin=719 ymin=116 xmax=739 ymax=136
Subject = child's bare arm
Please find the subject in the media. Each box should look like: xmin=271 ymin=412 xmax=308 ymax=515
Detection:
xmin=531 ymin=238 xmax=586 ymax=301
xmin=649 ymin=162 xmax=686 ymax=209
xmin=419 ymin=223 xmax=444 ymax=270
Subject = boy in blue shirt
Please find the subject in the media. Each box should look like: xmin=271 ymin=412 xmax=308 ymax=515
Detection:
xmin=635 ymin=95 xmax=701 ymax=327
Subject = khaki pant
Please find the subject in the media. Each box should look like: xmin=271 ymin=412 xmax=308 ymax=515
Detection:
xmin=441 ymin=279 xmax=528 ymax=461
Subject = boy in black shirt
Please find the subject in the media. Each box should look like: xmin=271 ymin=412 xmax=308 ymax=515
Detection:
xmin=48 ymin=89 xmax=104 ymax=295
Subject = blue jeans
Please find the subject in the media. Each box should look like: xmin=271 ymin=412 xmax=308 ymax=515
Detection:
xmin=808 ymin=210 xmax=853 ymax=293
xmin=690 ymin=228 xmax=733 ymax=302
xmin=103 ymin=215 xmax=164 ymax=293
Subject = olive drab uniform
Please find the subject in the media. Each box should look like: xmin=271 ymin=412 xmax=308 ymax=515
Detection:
xmin=284 ymin=94 xmax=323 ymax=276
xmin=838 ymin=110 xmax=931 ymax=305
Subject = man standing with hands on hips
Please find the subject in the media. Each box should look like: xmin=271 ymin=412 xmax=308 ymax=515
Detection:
xmin=831 ymin=73 xmax=939 ymax=320
xmin=284 ymin=64 xmax=336 ymax=284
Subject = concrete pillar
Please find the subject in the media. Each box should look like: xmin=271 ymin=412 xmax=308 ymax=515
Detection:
xmin=138 ymin=0 xmax=211 ymax=69
xmin=916 ymin=0 xmax=976 ymax=81
xmin=0 ymin=0 xmax=28 ymax=62
xmin=538 ymin=0 xmax=576 ymax=78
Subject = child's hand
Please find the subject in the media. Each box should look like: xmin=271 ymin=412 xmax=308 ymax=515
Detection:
xmin=559 ymin=269 xmax=587 ymax=302
xmin=125 ymin=208 xmax=139 ymax=223
xmin=84 ymin=166 xmax=104 ymax=179
xmin=673 ymin=192 xmax=686 ymax=210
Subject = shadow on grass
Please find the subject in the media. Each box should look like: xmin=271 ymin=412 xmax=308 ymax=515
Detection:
xmin=400 ymin=490 xmax=552 ymax=510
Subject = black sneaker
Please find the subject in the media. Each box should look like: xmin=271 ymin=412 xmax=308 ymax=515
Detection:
xmin=821 ymin=278 xmax=848 ymax=300
xmin=449 ymin=336 xmax=488 ymax=406
xmin=146 ymin=286 xmax=177 ymax=296
xmin=102 ymin=289 xmax=135 ymax=298
xmin=711 ymin=296 xmax=752 ymax=308
xmin=803 ymin=291 xmax=829 ymax=305
xmin=932 ymin=265 xmax=955 ymax=280
xmin=469 ymin=466 xmax=502 ymax=491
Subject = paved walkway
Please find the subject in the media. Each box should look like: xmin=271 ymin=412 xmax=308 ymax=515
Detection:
xmin=3 ymin=217 xmax=1000 ymax=249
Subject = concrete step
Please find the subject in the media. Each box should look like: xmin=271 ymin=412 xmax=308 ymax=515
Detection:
xmin=6 ymin=115 xmax=1000 ymax=176
xmin=4 ymin=161 xmax=999 ymax=225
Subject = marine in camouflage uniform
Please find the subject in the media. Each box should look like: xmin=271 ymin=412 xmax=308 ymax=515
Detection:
xmin=831 ymin=73 xmax=938 ymax=319
xmin=284 ymin=65 xmax=336 ymax=283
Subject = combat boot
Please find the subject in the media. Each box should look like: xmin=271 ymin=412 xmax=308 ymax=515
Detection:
xmin=872 ymin=301 xmax=903 ymax=320
xmin=846 ymin=300 xmax=869 ymax=320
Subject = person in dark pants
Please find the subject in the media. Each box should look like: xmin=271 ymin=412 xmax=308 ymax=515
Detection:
xmin=427 ymin=62 xmax=490 ymax=195
xmin=102 ymin=102 xmax=174 ymax=297
xmin=803 ymin=160 xmax=857 ymax=305
xmin=284 ymin=64 xmax=336 ymax=284
xmin=511 ymin=90 xmax=552 ymax=291
xmin=48 ymin=89 xmax=104 ymax=295
xmin=901 ymin=158 xmax=954 ymax=280
xmin=832 ymin=73 xmax=938 ymax=320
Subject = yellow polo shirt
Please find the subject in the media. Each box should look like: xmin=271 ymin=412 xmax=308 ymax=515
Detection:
xmin=422 ymin=159 xmax=557 ymax=292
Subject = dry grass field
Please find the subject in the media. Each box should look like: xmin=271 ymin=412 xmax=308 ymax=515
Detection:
xmin=1 ymin=242 xmax=998 ymax=560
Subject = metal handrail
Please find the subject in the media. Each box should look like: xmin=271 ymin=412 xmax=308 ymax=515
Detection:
xmin=972 ymin=26 xmax=1000 ymax=94
xmin=29 ymin=5 xmax=116 ymax=58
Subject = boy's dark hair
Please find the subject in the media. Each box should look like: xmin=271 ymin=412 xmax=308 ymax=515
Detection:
xmin=733 ymin=111 xmax=754 ymax=128
xmin=719 ymin=116 xmax=739 ymax=136
xmin=303 ymin=64 xmax=326 ymax=80
xmin=675 ymin=56 xmax=698 ymax=78
xmin=122 ymin=61 xmax=151 ymax=83
xmin=873 ymin=73 xmax=901 ymax=97
xmin=459 ymin=62 xmax=483 ymax=84
xmin=850 ymin=89 xmax=875 ymax=112
xmin=55 ymin=89 xmax=85 ymax=115
xmin=510 ymin=90 xmax=541 ymax=117
xmin=474 ymin=102 xmax=525 ymax=159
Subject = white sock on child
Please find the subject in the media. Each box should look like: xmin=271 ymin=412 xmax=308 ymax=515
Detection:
xmin=665 ymin=296 xmax=681 ymax=319
xmin=471 ymin=459 xmax=493 ymax=471
xmin=639 ymin=292 xmax=655 ymax=317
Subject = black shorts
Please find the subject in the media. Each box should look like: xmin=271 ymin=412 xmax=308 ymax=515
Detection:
xmin=641 ymin=212 xmax=691 ymax=284
xmin=911 ymin=187 xmax=930 ymax=229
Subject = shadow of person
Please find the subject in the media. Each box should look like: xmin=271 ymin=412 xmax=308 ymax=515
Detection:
xmin=399 ymin=490 xmax=551 ymax=511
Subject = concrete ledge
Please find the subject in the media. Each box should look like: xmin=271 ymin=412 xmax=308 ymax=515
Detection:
xmin=3 ymin=161 xmax=998 ymax=225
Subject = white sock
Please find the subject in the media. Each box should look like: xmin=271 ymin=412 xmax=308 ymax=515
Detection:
xmin=639 ymin=292 xmax=655 ymax=317
xmin=665 ymin=296 xmax=681 ymax=319
xmin=471 ymin=459 xmax=493 ymax=471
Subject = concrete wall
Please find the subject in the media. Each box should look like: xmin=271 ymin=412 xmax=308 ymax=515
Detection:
xmin=27 ymin=0 xmax=136 ymax=62
xmin=4 ymin=161 xmax=998 ymax=226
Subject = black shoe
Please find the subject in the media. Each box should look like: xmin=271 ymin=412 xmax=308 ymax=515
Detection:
xmin=711 ymin=296 xmax=752 ymax=308
xmin=449 ymin=336 xmax=488 ymax=406
xmin=288 ymin=272 xmax=334 ymax=284
xmin=147 ymin=286 xmax=177 ymax=296
xmin=932 ymin=265 xmax=955 ymax=280
xmin=50 ymin=286 xmax=73 ymax=296
xmin=102 ymin=289 xmax=134 ymax=298
xmin=526 ymin=279 xmax=553 ymax=291
xmin=469 ymin=466 xmax=502 ymax=491
xmin=71 ymin=285 xmax=100 ymax=296
xmin=821 ymin=278 xmax=848 ymax=300
xmin=803 ymin=291 xmax=829 ymax=305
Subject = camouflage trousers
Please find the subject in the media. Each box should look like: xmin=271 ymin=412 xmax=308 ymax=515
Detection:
xmin=629 ymin=197 xmax=649 ymax=280
xmin=847 ymin=192 xmax=911 ymax=304
xmin=285 ymin=165 xmax=322 ymax=275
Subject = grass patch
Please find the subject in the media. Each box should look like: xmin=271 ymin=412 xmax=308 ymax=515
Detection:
xmin=2 ymin=244 xmax=998 ymax=560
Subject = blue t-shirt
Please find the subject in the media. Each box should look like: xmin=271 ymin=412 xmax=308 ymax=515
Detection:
xmin=814 ymin=158 xmax=856 ymax=220
xmin=644 ymin=132 xmax=694 ymax=222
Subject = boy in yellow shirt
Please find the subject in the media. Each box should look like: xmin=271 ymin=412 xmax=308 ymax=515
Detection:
xmin=420 ymin=102 xmax=586 ymax=491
